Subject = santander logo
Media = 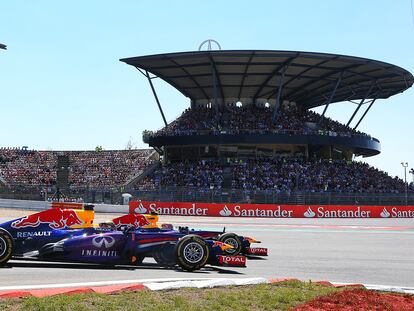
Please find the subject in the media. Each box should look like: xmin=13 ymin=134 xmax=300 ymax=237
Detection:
xmin=219 ymin=205 xmax=232 ymax=217
xmin=134 ymin=201 xmax=147 ymax=214
xmin=304 ymin=207 xmax=316 ymax=218
xmin=380 ymin=208 xmax=391 ymax=218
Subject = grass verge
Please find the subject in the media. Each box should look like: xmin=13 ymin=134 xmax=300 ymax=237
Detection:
xmin=0 ymin=280 xmax=342 ymax=311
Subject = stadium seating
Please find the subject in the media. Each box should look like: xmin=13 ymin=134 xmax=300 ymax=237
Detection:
xmin=150 ymin=105 xmax=369 ymax=138
xmin=1 ymin=147 xmax=412 ymax=196
xmin=138 ymin=157 xmax=413 ymax=194
xmin=1 ymin=101 xmax=412 ymax=196
xmin=0 ymin=148 xmax=155 ymax=189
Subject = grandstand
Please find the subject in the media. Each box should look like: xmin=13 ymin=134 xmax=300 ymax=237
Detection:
xmin=121 ymin=49 xmax=414 ymax=204
xmin=0 ymin=148 xmax=158 ymax=199
xmin=1 ymin=49 xmax=413 ymax=205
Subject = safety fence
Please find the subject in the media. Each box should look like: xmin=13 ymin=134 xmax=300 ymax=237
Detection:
xmin=131 ymin=187 xmax=414 ymax=206
xmin=0 ymin=184 xmax=413 ymax=206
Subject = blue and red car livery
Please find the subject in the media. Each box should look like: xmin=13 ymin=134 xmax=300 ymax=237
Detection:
xmin=0 ymin=205 xmax=267 ymax=271
xmin=112 ymin=213 xmax=268 ymax=257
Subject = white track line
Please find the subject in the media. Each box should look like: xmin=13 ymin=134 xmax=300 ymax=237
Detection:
xmin=144 ymin=278 xmax=268 ymax=290
xmin=323 ymin=282 xmax=414 ymax=295
xmin=0 ymin=278 xmax=238 ymax=291
xmin=363 ymin=284 xmax=414 ymax=295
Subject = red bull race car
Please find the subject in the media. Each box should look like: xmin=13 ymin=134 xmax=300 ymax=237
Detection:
xmin=112 ymin=213 xmax=268 ymax=259
xmin=0 ymin=205 xmax=267 ymax=271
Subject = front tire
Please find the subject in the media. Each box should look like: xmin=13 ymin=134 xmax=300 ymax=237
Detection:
xmin=175 ymin=235 xmax=209 ymax=271
xmin=218 ymin=233 xmax=243 ymax=256
xmin=0 ymin=228 xmax=13 ymax=267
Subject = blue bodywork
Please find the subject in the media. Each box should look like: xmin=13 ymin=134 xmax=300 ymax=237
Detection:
xmin=0 ymin=212 xmax=229 ymax=266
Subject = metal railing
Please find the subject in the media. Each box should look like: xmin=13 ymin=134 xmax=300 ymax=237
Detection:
xmin=1 ymin=184 xmax=413 ymax=206
xmin=130 ymin=187 xmax=414 ymax=206
xmin=143 ymin=128 xmax=374 ymax=142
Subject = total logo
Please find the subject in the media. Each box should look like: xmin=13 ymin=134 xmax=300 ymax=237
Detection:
xmin=219 ymin=255 xmax=246 ymax=266
xmin=246 ymin=247 xmax=268 ymax=256
xmin=92 ymin=235 xmax=115 ymax=249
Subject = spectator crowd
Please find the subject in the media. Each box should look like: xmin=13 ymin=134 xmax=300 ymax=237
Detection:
xmin=149 ymin=105 xmax=370 ymax=138
xmin=0 ymin=148 xmax=154 ymax=189
xmin=138 ymin=157 xmax=414 ymax=194
xmin=1 ymin=146 xmax=412 ymax=195
xmin=2 ymin=103 xmax=411 ymax=202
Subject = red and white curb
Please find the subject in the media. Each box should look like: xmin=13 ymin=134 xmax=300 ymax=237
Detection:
xmin=0 ymin=277 xmax=413 ymax=298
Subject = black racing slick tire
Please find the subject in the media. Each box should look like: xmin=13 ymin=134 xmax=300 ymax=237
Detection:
xmin=175 ymin=235 xmax=209 ymax=272
xmin=153 ymin=243 xmax=175 ymax=267
xmin=0 ymin=228 xmax=13 ymax=267
xmin=218 ymin=233 xmax=243 ymax=256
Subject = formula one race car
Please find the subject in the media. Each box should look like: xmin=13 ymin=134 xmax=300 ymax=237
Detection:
xmin=112 ymin=213 xmax=268 ymax=259
xmin=0 ymin=205 xmax=264 ymax=271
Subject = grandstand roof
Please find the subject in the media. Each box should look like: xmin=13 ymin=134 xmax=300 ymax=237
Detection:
xmin=120 ymin=50 xmax=413 ymax=109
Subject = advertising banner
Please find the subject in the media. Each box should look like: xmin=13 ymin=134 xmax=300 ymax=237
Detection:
xmin=129 ymin=201 xmax=414 ymax=218
xmin=51 ymin=202 xmax=83 ymax=210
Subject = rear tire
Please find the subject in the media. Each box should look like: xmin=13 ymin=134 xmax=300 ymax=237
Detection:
xmin=153 ymin=243 xmax=175 ymax=267
xmin=0 ymin=228 xmax=13 ymax=267
xmin=175 ymin=235 xmax=209 ymax=271
xmin=218 ymin=233 xmax=243 ymax=256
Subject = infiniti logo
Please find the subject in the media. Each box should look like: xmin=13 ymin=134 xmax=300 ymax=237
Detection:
xmin=92 ymin=235 xmax=115 ymax=249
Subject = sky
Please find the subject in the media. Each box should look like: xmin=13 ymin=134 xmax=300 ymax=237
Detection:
xmin=0 ymin=1 xmax=413 ymax=179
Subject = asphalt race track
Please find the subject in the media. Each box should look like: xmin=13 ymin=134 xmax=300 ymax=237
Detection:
xmin=1 ymin=210 xmax=413 ymax=289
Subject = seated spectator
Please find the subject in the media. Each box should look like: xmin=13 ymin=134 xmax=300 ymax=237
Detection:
xmin=137 ymin=157 xmax=410 ymax=194
xmin=0 ymin=148 xmax=155 ymax=189
xmin=147 ymin=105 xmax=370 ymax=139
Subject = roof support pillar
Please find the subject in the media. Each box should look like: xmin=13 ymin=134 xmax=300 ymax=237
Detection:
xmin=353 ymin=98 xmax=377 ymax=130
xmin=212 ymin=64 xmax=219 ymax=113
xmin=319 ymin=71 xmax=344 ymax=124
xmin=145 ymin=70 xmax=168 ymax=127
xmin=209 ymin=55 xmax=224 ymax=113
xmin=346 ymin=81 xmax=375 ymax=127
xmin=272 ymin=65 xmax=288 ymax=123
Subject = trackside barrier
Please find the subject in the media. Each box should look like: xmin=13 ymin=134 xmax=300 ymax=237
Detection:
xmin=51 ymin=202 xmax=83 ymax=209
xmin=129 ymin=201 xmax=414 ymax=218
xmin=0 ymin=199 xmax=48 ymax=210
xmin=50 ymin=202 xmax=128 ymax=213
xmin=0 ymin=199 xmax=128 ymax=214
xmin=2 ymin=198 xmax=413 ymax=218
